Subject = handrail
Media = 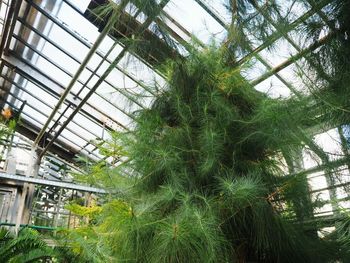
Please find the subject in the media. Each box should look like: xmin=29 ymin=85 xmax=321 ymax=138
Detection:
xmin=0 ymin=222 xmax=56 ymax=231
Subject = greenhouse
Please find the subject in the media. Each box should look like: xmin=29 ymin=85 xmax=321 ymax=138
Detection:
xmin=0 ymin=0 xmax=349 ymax=262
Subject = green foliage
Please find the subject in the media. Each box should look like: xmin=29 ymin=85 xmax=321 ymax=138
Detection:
xmin=300 ymin=0 xmax=350 ymax=126
xmin=58 ymin=1 xmax=350 ymax=262
xmin=0 ymin=228 xmax=53 ymax=263
xmin=56 ymin=226 xmax=106 ymax=263
xmin=65 ymin=203 xmax=102 ymax=220
xmin=0 ymin=118 xmax=15 ymax=142
xmin=223 ymin=0 xmax=285 ymax=60
xmin=62 ymin=45 xmax=344 ymax=262
xmin=146 ymin=205 xmax=226 ymax=263
xmin=218 ymin=175 xmax=267 ymax=209
xmin=72 ymin=155 xmax=130 ymax=191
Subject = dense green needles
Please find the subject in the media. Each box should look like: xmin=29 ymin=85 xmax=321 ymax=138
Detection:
xmin=62 ymin=45 xmax=349 ymax=262
xmin=3 ymin=0 xmax=350 ymax=262
xmin=0 ymin=228 xmax=53 ymax=262
xmin=57 ymin=0 xmax=350 ymax=262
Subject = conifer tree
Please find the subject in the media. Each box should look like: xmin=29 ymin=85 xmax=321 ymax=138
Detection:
xmin=62 ymin=1 xmax=350 ymax=262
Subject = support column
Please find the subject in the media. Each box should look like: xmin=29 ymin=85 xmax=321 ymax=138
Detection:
xmin=297 ymin=128 xmax=339 ymax=216
xmin=4 ymin=147 xmax=18 ymax=226
xmin=338 ymin=126 xmax=350 ymax=191
xmin=5 ymin=148 xmax=17 ymax=174
xmin=14 ymin=147 xmax=40 ymax=233
xmin=53 ymin=188 xmax=62 ymax=231
xmin=283 ymin=147 xmax=314 ymax=222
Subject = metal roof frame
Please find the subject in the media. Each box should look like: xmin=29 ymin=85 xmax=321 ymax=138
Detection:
xmin=0 ymin=0 xmax=336 ymax=168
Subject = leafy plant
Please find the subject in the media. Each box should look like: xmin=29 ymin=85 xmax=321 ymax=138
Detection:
xmin=62 ymin=45 xmax=342 ymax=262
xmin=0 ymin=228 xmax=54 ymax=263
xmin=58 ymin=0 xmax=350 ymax=262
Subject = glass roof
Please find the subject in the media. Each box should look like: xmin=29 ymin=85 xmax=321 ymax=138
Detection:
xmin=0 ymin=0 xmax=335 ymax=167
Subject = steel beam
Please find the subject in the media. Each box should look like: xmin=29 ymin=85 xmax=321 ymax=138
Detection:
xmin=0 ymin=172 xmax=107 ymax=194
xmin=14 ymin=148 xmax=40 ymax=232
xmin=32 ymin=0 xmax=129 ymax=146
xmin=251 ymin=32 xmax=334 ymax=87
xmin=194 ymin=0 xmax=332 ymax=97
xmin=0 ymin=0 xmax=20 ymax=55
xmin=39 ymin=0 xmax=170 ymax=158
xmin=0 ymin=54 xmax=117 ymax=150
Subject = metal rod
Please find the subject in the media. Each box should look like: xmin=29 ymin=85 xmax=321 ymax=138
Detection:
xmin=27 ymin=0 xmax=161 ymax=96
xmin=0 ymin=72 xmax=102 ymax=139
xmin=61 ymin=0 xmax=166 ymax=78
xmin=285 ymin=156 xmax=350 ymax=180
xmin=255 ymin=0 xmax=332 ymax=84
xmin=3 ymin=0 xmax=22 ymax=53
xmin=1 ymin=55 xmax=117 ymax=140
xmin=33 ymin=1 xmax=128 ymax=146
xmin=16 ymin=17 xmax=140 ymax=119
xmin=0 ymin=222 xmax=56 ymax=231
xmin=0 ymin=0 xmax=18 ymax=55
xmin=234 ymin=0 xmax=331 ymax=66
xmin=0 ymin=171 xmax=108 ymax=193
xmin=0 ymin=82 xmax=101 ymax=158
xmin=24 ymin=0 xmax=160 ymax=103
xmin=309 ymin=181 xmax=350 ymax=194
xmin=9 ymin=34 xmax=130 ymax=130
xmin=251 ymin=32 xmax=335 ymax=87
xmin=39 ymin=0 xmax=170 ymax=158
xmin=10 ymin=24 xmax=134 ymax=130
xmin=194 ymin=0 xmax=302 ymax=97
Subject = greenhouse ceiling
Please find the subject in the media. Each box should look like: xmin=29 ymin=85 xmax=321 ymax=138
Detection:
xmin=0 ymin=0 xmax=335 ymax=165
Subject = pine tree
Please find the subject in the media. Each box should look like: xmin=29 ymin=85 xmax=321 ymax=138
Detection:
xmin=61 ymin=1 xmax=350 ymax=262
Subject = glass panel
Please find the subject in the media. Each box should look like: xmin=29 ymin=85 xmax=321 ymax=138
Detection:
xmin=200 ymin=0 xmax=231 ymax=24
xmin=164 ymin=0 xmax=226 ymax=44
xmin=60 ymin=128 xmax=89 ymax=149
xmin=56 ymin=1 xmax=99 ymax=44
xmin=275 ymin=0 xmax=311 ymax=22
xmin=119 ymin=51 xmax=166 ymax=87
xmin=241 ymin=57 xmax=267 ymax=81
xmin=258 ymin=37 xmax=298 ymax=67
xmin=254 ymin=75 xmax=291 ymax=98
xmin=69 ymin=0 xmax=91 ymax=12
xmin=289 ymin=13 xmax=323 ymax=48
xmin=87 ymin=93 xmax=133 ymax=126
xmin=314 ymin=129 xmax=343 ymax=161
xmin=73 ymin=112 xmax=105 ymax=139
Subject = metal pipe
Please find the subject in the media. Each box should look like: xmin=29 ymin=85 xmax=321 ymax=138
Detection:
xmin=39 ymin=0 xmax=170 ymax=158
xmin=3 ymin=0 xmax=23 ymax=53
xmin=0 ymin=222 xmax=56 ymax=231
xmin=0 ymin=83 xmax=101 ymax=158
xmin=1 ymin=56 xmax=117 ymax=138
xmin=0 ymin=0 xmax=19 ymax=55
xmin=251 ymin=31 xmax=335 ymax=87
xmin=16 ymin=18 xmax=140 ymax=118
xmin=0 ymin=171 xmax=108 ymax=193
xmin=33 ymin=0 xmax=129 ymax=146
xmin=234 ymin=0 xmax=331 ymax=66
